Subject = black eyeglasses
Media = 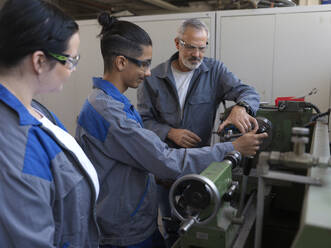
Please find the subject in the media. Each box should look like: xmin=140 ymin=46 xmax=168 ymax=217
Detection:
xmin=113 ymin=53 xmax=151 ymax=71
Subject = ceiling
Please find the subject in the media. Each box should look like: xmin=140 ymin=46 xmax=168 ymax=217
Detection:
xmin=52 ymin=0 xmax=221 ymax=20
xmin=52 ymin=0 xmax=297 ymax=20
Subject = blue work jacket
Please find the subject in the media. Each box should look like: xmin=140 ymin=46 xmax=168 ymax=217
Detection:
xmin=76 ymin=77 xmax=234 ymax=246
xmin=137 ymin=52 xmax=260 ymax=147
xmin=0 ymin=84 xmax=100 ymax=247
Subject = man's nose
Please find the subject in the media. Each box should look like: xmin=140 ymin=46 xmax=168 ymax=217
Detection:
xmin=144 ymin=67 xmax=151 ymax=77
xmin=191 ymin=48 xmax=200 ymax=57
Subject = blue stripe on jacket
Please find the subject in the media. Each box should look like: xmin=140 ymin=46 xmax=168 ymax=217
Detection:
xmin=77 ymin=100 xmax=110 ymax=142
xmin=93 ymin=77 xmax=143 ymax=127
xmin=23 ymin=127 xmax=62 ymax=181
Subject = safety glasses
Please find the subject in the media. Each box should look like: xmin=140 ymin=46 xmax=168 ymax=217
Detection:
xmin=112 ymin=53 xmax=151 ymax=71
xmin=47 ymin=51 xmax=80 ymax=72
xmin=179 ymin=39 xmax=208 ymax=53
xmin=125 ymin=55 xmax=151 ymax=71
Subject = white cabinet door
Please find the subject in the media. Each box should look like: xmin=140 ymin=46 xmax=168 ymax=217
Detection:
xmin=218 ymin=14 xmax=275 ymax=103
xmin=273 ymin=11 xmax=331 ymax=113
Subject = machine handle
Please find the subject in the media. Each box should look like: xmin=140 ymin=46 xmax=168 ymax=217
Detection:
xmin=179 ymin=216 xmax=197 ymax=235
xmin=223 ymin=181 xmax=239 ymax=202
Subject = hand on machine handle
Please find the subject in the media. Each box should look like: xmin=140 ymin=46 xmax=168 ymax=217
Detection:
xmin=218 ymin=105 xmax=259 ymax=134
xmin=231 ymin=130 xmax=268 ymax=156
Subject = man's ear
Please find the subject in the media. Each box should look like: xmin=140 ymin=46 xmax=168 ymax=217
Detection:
xmin=31 ymin=51 xmax=47 ymax=74
xmin=174 ymin=37 xmax=180 ymax=50
xmin=114 ymin=55 xmax=127 ymax=72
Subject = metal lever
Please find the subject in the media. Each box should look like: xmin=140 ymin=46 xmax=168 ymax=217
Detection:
xmin=178 ymin=216 xmax=197 ymax=235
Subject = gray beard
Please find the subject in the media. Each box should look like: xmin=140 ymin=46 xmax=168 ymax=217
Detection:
xmin=182 ymin=58 xmax=202 ymax=70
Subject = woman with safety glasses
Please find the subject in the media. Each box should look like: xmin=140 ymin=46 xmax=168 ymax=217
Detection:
xmin=76 ymin=12 xmax=267 ymax=248
xmin=0 ymin=0 xmax=100 ymax=247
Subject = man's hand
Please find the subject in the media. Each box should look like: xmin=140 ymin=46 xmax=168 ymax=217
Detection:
xmin=167 ymin=128 xmax=202 ymax=148
xmin=218 ymin=105 xmax=259 ymax=134
xmin=232 ymin=130 xmax=268 ymax=156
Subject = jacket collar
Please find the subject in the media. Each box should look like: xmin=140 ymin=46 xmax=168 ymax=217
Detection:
xmin=92 ymin=77 xmax=143 ymax=127
xmin=155 ymin=52 xmax=210 ymax=80
xmin=0 ymin=83 xmax=40 ymax=126
xmin=93 ymin=77 xmax=131 ymax=106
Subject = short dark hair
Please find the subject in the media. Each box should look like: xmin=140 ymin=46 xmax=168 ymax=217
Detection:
xmin=0 ymin=0 xmax=79 ymax=69
xmin=97 ymin=12 xmax=152 ymax=72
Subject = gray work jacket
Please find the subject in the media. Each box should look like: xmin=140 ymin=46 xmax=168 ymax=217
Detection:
xmin=76 ymin=77 xmax=234 ymax=246
xmin=137 ymin=52 xmax=260 ymax=147
xmin=0 ymin=84 xmax=99 ymax=247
